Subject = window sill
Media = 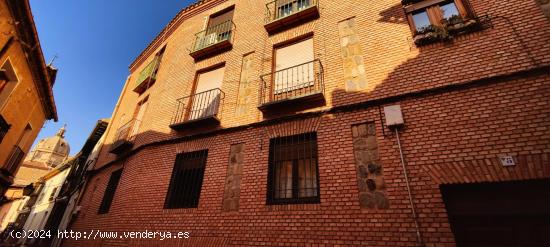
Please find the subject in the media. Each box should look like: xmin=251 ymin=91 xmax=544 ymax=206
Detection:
xmin=413 ymin=15 xmax=492 ymax=47
xmin=162 ymin=207 xmax=199 ymax=214
xmin=265 ymin=203 xmax=321 ymax=212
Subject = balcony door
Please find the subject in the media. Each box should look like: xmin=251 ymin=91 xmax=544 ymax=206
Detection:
xmin=196 ymin=8 xmax=234 ymax=51
xmin=0 ymin=59 xmax=18 ymax=111
xmin=189 ymin=66 xmax=225 ymax=121
xmin=130 ymin=97 xmax=148 ymax=138
xmin=274 ymin=38 xmax=314 ymax=96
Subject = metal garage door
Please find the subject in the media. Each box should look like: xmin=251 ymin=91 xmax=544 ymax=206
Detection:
xmin=441 ymin=179 xmax=550 ymax=247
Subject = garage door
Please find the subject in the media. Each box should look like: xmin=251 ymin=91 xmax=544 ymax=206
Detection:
xmin=441 ymin=179 xmax=550 ymax=247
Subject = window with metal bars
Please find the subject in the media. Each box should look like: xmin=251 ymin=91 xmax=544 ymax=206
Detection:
xmin=267 ymin=132 xmax=320 ymax=204
xmin=165 ymin=150 xmax=208 ymax=209
xmin=48 ymin=187 xmax=58 ymax=202
xmin=98 ymin=169 xmax=123 ymax=214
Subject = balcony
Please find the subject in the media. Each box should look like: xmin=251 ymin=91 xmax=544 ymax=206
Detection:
xmin=0 ymin=114 xmax=10 ymax=144
xmin=264 ymin=0 xmax=320 ymax=34
xmin=189 ymin=20 xmax=235 ymax=60
xmin=1 ymin=146 xmax=25 ymax=177
xmin=109 ymin=119 xmax=140 ymax=154
xmin=259 ymin=59 xmax=324 ymax=112
xmin=134 ymin=57 xmax=160 ymax=94
xmin=412 ymin=15 xmax=493 ymax=46
xmin=170 ymin=88 xmax=224 ymax=131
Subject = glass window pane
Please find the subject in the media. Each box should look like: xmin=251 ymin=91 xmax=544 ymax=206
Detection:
xmin=298 ymin=159 xmax=318 ymax=198
xmin=268 ymin=132 xmax=319 ymax=204
xmin=274 ymin=161 xmax=293 ymax=199
xmin=297 ymin=0 xmax=310 ymax=10
xmin=277 ymin=2 xmax=293 ymax=18
xmin=412 ymin=11 xmax=431 ymax=32
xmin=440 ymin=2 xmax=460 ymax=19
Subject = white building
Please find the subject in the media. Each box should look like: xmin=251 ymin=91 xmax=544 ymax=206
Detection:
xmin=0 ymin=126 xmax=70 ymax=232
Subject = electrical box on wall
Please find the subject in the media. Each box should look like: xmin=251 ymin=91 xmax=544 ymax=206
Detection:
xmin=384 ymin=105 xmax=404 ymax=127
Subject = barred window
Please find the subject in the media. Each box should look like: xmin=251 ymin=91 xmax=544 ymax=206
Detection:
xmin=165 ymin=150 xmax=208 ymax=209
xmin=267 ymin=132 xmax=320 ymax=204
xmin=98 ymin=169 xmax=123 ymax=214
xmin=48 ymin=187 xmax=58 ymax=202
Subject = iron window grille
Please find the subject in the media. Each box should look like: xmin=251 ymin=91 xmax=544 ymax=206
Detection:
xmin=165 ymin=150 xmax=208 ymax=209
xmin=48 ymin=187 xmax=58 ymax=202
xmin=267 ymin=132 xmax=320 ymax=205
xmin=98 ymin=169 xmax=123 ymax=214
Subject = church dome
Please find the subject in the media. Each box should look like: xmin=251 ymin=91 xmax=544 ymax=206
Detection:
xmin=25 ymin=125 xmax=70 ymax=168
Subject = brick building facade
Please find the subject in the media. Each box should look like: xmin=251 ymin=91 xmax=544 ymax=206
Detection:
xmin=67 ymin=0 xmax=550 ymax=246
xmin=0 ymin=0 xmax=58 ymax=200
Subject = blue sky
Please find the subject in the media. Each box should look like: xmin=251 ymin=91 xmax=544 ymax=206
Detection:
xmin=30 ymin=0 xmax=194 ymax=155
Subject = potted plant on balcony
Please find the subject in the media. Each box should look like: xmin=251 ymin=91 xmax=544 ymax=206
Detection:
xmin=413 ymin=25 xmax=450 ymax=46
xmin=413 ymin=15 xmax=483 ymax=46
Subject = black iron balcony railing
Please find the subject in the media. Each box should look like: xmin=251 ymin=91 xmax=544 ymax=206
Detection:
xmin=109 ymin=119 xmax=140 ymax=154
xmin=190 ymin=20 xmax=235 ymax=59
xmin=2 ymin=145 xmax=25 ymax=176
xmin=259 ymin=59 xmax=324 ymax=110
xmin=170 ymin=88 xmax=224 ymax=130
xmin=264 ymin=0 xmax=319 ymax=33
xmin=134 ymin=57 xmax=160 ymax=94
xmin=0 ymin=114 xmax=10 ymax=144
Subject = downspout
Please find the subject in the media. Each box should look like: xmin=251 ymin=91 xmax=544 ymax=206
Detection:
xmin=384 ymin=105 xmax=424 ymax=247
xmin=395 ymin=128 xmax=424 ymax=247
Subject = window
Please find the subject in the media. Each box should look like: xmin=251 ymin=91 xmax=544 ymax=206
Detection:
xmin=405 ymin=0 xmax=470 ymax=33
xmin=208 ymin=7 xmax=234 ymax=30
xmin=274 ymin=37 xmax=314 ymax=94
xmin=48 ymin=187 xmax=58 ymax=202
xmin=276 ymin=0 xmax=312 ymax=19
xmin=165 ymin=150 xmax=208 ymax=209
xmin=412 ymin=11 xmax=431 ymax=32
xmin=194 ymin=7 xmax=234 ymax=51
xmin=98 ymin=169 xmax=123 ymax=214
xmin=189 ymin=67 xmax=224 ymax=121
xmin=3 ymin=124 xmax=31 ymax=174
xmin=0 ymin=59 xmax=18 ymax=110
xmin=267 ymin=132 xmax=320 ymax=204
xmin=440 ymin=2 xmax=460 ymax=19
xmin=130 ymin=96 xmax=148 ymax=137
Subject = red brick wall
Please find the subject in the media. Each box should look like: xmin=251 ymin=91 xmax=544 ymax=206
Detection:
xmin=66 ymin=71 xmax=550 ymax=246
xmin=66 ymin=0 xmax=550 ymax=246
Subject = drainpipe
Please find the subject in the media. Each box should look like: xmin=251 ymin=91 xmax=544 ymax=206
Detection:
xmin=383 ymin=105 xmax=424 ymax=247
xmin=395 ymin=129 xmax=424 ymax=246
